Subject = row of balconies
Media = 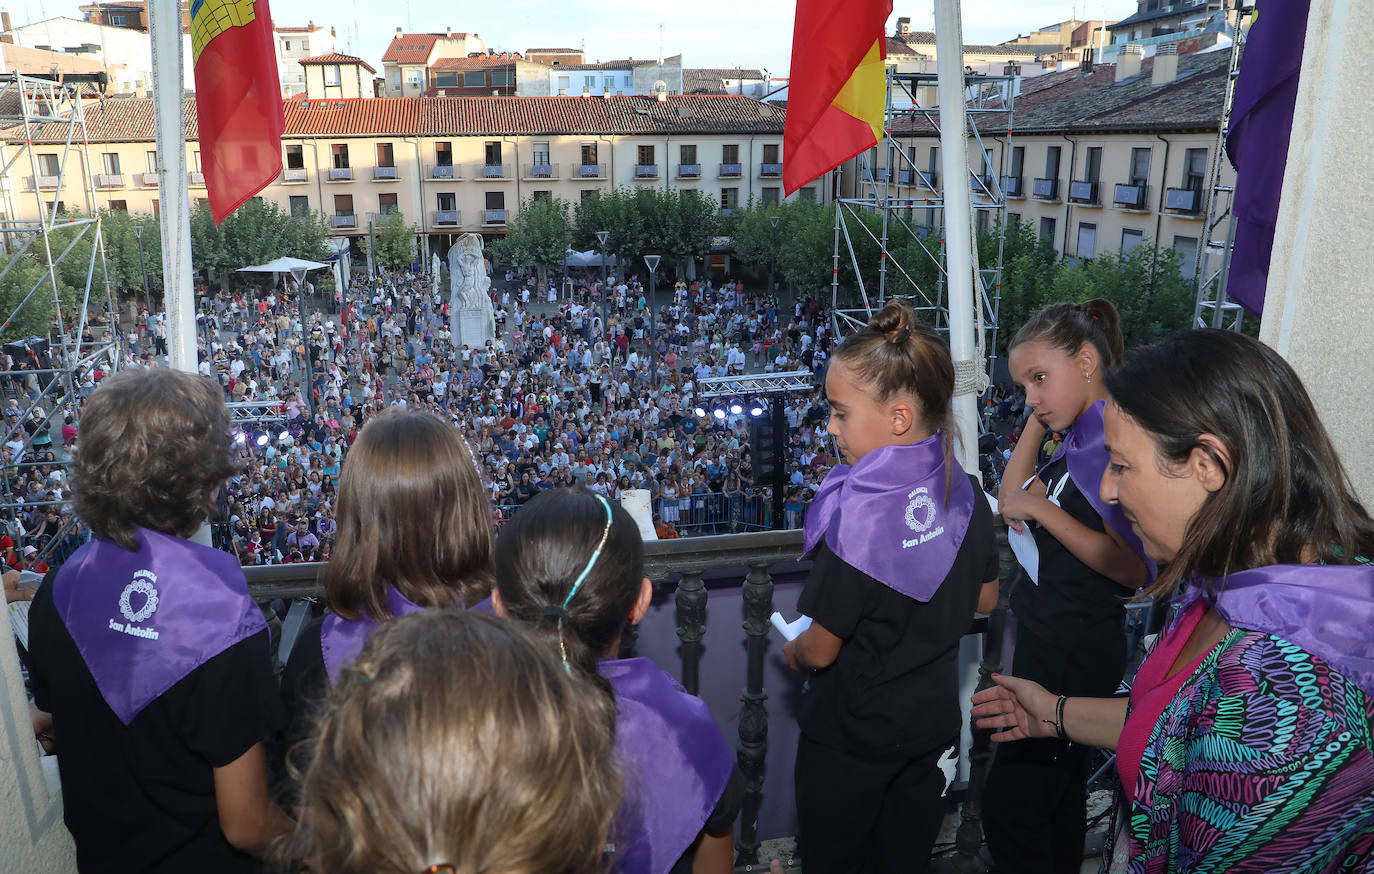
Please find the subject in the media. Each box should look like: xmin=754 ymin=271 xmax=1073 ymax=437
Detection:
xmin=281 ymin=161 xmax=784 ymax=185
xmin=880 ymin=169 xmax=1204 ymax=216
xmin=30 ymin=172 xmax=205 ymax=191
xmin=328 ymin=209 xmax=509 ymax=229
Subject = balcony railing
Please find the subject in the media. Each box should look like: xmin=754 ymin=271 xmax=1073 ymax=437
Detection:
xmin=1114 ymin=182 xmax=1148 ymax=209
xmin=432 ymin=209 xmax=460 ymax=226
xmin=30 ymin=175 xmax=60 ymax=190
xmin=368 ymin=210 xmax=402 ymax=225
xmin=480 ymin=163 xmax=511 ymax=179
xmin=188 ymin=171 xmax=205 ymax=186
xmin=918 ymin=169 xmax=939 ymax=189
xmin=1068 ymin=180 xmax=1099 ymax=205
xmin=139 ymin=172 xmax=160 ymax=187
xmin=94 ymin=173 xmax=124 ymax=189
xmin=282 ymin=167 xmax=308 ymax=183
xmin=328 ymin=167 xmax=353 ymax=181
xmin=897 ymin=168 xmax=915 ymax=185
xmin=576 ymin=163 xmax=607 ymax=179
xmin=1032 ymin=177 xmax=1059 ymax=199
xmin=241 ymin=528 xmax=1014 ymax=869
xmin=718 ymin=162 xmax=743 ymax=178
xmin=634 ymin=164 xmax=659 ymax=179
xmin=522 ymin=162 xmax=558 ymax=179
xmin=720 ymin=206 xmax=741 ymax=217
xmin=373 ymin=166 xmax=398 ymax=181
xmin=759 ymin=162 xmax=783 ymax=178
xmin=1165 ymin=186 xmax=1202 ymax=214
xmin=677 ymin=164 xmax=701 ymax=179
xmin=332 ymin=212 xmax=357 ymax=228
xmin=428 ymin=163 xmax=457 ymax=179
xmin=1002 ymin=175 xmax=1023 ymax=197
xmin=973 ymin=174 xmax=996 ymax=198
xmin=483 ymin=208 xmax=507 ymax=224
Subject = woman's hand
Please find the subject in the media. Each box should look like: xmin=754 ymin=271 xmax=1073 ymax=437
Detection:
xmin=970 ymin=675 xmax=1058 ymax=742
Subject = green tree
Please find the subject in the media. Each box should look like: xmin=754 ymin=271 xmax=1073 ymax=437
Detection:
xmin=189 ymin=199 xmax=330 ymax=280
xmin=985 ymin=217 xmax=1061 ymax=354
xmin=0 ymin=251 xmax=81 ymax=343
xmin=490 ymin=196 xmax=569 ymax=285
xmin=365 ymin=211 xmax=417 ymax=271
xmin=1051 ymin=244 xmax=1196 ymax=349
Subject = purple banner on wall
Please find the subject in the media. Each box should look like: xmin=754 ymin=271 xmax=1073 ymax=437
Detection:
xmin=1224 ymin=0 xmax=1311 ymax=316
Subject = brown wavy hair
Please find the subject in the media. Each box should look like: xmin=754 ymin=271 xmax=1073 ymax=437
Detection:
xmin=1106 ymin=329 xmax=1374 ymax=598
xmin=323 ymin=408 xmax=493 ymax=619
xmin=73 ymin=368 xmax=236 ymax=549
xmin=1010 ymin=298 xmax=1125 ymax=371
xmin=829 ymin=299 xmax=957 ymax=499
xmin=283 ymin=609 xmax=621 ymax=874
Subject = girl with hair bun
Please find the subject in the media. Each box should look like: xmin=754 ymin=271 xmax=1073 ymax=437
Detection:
xmin=982 ymin=298 xmax=1149 ymax=873
xmin=493 ymin=487 xmax=742 ymax=874
xmin=784 ymin=299 xmax=1000 ymax=873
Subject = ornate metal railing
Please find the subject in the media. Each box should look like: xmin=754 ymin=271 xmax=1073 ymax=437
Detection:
xmin=245 ymin=528 xmax=1012 ymax=870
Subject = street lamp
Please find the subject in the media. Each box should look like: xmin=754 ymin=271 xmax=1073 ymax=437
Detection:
xmin=768 ymin=213 xmax=780 ymax=296
xmin=595 ymin=230 xmax=609 ymax=338
xmin=643 ymin=254 xmax=660 ymax=385
xmin=133 ymin=221 xmax=152 ymax=319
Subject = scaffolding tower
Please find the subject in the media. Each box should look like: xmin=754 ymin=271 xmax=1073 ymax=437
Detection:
xmin=830 ymin=67 xmax=1015 ymax=364
xmin=1191 ymin=0 xmax=1254 ymax=330
xmin=0 ymin=73 xmax=121 ymax=565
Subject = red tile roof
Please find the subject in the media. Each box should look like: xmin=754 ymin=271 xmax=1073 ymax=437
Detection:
xmin=6 ymin=94 xmax=786 ymax=142
xmin=891 ymin=49 xmax=1228 ymax=137
xmin=381 ymin=34 xmax=440 ymax=65
xmin=299 ymin=52 xmax=376 ymax=73
xmin=430 ymin=55 xmax=522 ymax=70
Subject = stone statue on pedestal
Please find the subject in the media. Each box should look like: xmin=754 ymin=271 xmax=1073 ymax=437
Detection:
xmin=447 ymin=233 xmax=495 ymax=348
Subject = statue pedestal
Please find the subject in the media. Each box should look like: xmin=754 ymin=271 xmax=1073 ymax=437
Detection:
xmin=454 ymin=307 xmax=494 ymax=348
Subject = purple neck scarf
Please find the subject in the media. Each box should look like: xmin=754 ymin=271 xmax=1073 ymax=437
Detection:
xmin=803 ymin=434 xmax=974 ymax=602
xmin=600 ymin=657 xmax=734 ymax=874
xmin=51 ymin=528 xmax=266 ymax=725
xmin=1044 ymin=399 xmax=1153 ymax=575
xmin=1173 ymin=563 xmax=1374 ymax=699
xmin=320 ymin=586 xmax=492 ymax=684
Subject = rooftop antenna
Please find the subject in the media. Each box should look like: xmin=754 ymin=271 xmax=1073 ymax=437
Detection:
xmin=658 ymin=22 xmax=664 ymax=65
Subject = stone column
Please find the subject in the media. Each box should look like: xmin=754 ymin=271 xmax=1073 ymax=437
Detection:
xmin=1260 ymin=0 xmax=1374 ymax=506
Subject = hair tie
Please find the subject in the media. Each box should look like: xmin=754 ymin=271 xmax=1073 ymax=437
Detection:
xmin=539 ymin=605 xmax=570 ymax=623
xmin=892 ymin=327 xmax=911 ymax=345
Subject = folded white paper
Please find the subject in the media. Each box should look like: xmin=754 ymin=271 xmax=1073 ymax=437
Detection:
xmin=985 ymin=491 xmax=1040 ymax=585
xmin=770 ymin=612 xmax=812 ymax=641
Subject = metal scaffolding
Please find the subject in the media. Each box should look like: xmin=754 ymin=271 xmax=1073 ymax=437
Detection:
xmin=830 ymin=67 xmax=1015 ymax=365
xmin=0 ymin=73 xmax=121 ymax=563
xmin=1191 ymin=0 xmax=1253 ymax=330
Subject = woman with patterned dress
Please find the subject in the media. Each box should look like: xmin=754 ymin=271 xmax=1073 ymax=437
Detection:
xmin=973 ymin=330 xmax=1374 ymax=872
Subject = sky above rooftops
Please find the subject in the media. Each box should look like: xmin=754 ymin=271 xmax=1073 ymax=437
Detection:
xmin=35 ymin=0 xmax=1137 ymax=85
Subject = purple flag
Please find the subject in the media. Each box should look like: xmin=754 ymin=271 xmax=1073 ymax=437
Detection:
xmin=1173 ymin=563 xmax=1374 ymax=698
xmin=321 ymin=587 xmax=492 ymax=684
xmin=1044 ymin=399 xmax=1153 ymax=574
xmin=51 ymin=528 xmax=266 ymax=725
xmin=1224 ymin=0 xmax=1311 ymax=315
xmin=601 ymin=657 xmax=735 ymax=874
xmin=802 ymin=433 xmax=974 ymax=602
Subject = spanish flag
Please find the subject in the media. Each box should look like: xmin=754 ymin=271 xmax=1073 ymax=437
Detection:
xmin=783 ymin=0 xmax=891 ymax=195
xmin=190 ymin=0 xmax=284 ymax=224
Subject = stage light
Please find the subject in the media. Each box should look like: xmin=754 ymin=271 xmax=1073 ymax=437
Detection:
xmin=749 ymin=405 xmax=765 ymax=417
xmin=713 ymin=408 xmax=726 ymax=420
xmin=255 ymin=434 xmax=269 ymax=447
xmin=279 ymin=430 xmax=290 ymax=441
xmin=694 ymin=406 xmax=707 ymax=418
xmin=232 ymin=431 xmax=246 ymax=444
xmin=729 ymin=402 xmax=743 ymax=415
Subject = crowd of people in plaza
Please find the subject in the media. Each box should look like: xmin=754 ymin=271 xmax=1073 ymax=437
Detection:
xmin=165 ymin=262 xmax=839 ymax=564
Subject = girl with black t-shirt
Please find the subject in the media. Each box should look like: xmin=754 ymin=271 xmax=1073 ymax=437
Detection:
xmin=984 ymin=299 xmax=1149 ymax=873
xmin=783 ymin=300 xmax=999 ymax=874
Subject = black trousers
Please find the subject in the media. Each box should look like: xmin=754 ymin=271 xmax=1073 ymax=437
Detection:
xmin=795 ymin=733 xmax=954 ymax=874
xmin=982 ymin=621 xmax=1126 ymax=874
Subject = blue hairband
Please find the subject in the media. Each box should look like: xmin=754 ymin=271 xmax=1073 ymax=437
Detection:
xmin=555 ymin=493 xmax=614 ymax=670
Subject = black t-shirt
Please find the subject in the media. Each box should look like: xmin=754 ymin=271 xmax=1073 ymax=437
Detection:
xmin=797 ymin=475 xmax=998 ymax=759
xmin=1010 ymin=454 xmax=1128 ymax=648
xmin=277 ymin=616 xmax=330 ymax=807
xmin=27 ymin=577 xmax=285 ymax=874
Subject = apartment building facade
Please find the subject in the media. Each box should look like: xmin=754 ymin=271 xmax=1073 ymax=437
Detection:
xmin=865 ymin=45 xmax=1232 ymax=277
xmin=380 ymin=30 xmax=487 ymax=98
xmin=0 ymin=94 xmax=815 ymax=258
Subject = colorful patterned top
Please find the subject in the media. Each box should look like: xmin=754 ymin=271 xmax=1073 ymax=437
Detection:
xmin=1106 ymin=624 xmax=1374 ymax=872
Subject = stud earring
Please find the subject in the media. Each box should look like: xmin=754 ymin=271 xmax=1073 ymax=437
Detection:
xmin=1085 ymin=372 xmax=1093 ymax=383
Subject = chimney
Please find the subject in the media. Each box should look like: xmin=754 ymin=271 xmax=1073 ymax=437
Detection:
xmin=446 ymin=26 xmax=452 ymax=37
xmin=1115 ymin=43 xmax=1142 ymax=82
xmin=1151 ymin=42 xmax=1179 ymax=87
xmin=582 ymin=86 xmax=591 ymax=97
xmin=396 ymin=27 xmax=402 ymax=34
xmin=2 ymin=12 xmax=10 ymax=31
xmin=1081 ymin=47 xmax=1094 ymax=73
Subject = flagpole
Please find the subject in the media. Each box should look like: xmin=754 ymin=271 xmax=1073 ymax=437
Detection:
xmin=934 ymin=0 xmax=980 ymax=473
xmin=148 ymin=0 xmax=197 ymax=375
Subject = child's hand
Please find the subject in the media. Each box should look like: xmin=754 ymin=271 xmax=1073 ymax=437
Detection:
xmin=782 ymin=639 xmax=802 ymax=673
xmin=998 ymin=484 xmax=1044 ymax=533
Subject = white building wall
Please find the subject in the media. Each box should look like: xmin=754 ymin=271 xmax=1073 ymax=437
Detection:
xmin=7 ymin=17 xmax=194 ymax=92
